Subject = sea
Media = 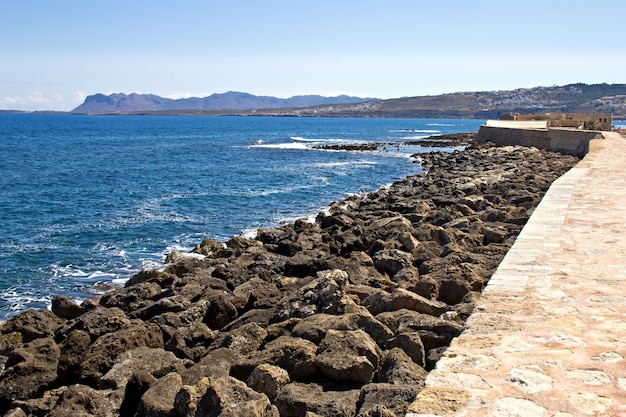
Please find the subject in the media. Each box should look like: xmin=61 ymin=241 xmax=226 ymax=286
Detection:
xmin=0 ymin=114 xmax=483 ymax=320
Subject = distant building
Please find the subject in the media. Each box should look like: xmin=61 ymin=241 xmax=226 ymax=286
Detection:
xmin=498 ymin=113 xmax=613 ymax=131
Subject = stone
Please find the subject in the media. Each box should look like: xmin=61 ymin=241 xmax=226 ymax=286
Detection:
xmin=180 ymin=348 xmax=239 ymax=386
xmin=272 ymin=270 xmax=348 ymax=322
xmin=232 ymin=336 xmax=318 ymax=382
xmin=385 ymin=332 xmax=426 ymax=368
xmin=290 ymin=312 xmax=393 ymax=345
xmin=56 ymin=307 xmax=130 ymax=341
xmin=1 ymin=309 xmax=64 ymax=343
xmin=315 ymin=329 xmax=381 ymax=384
xmin=363 ymin=288 xmax=448 ymax=317
xmin=491 ymin=397 xmax=549 ymax=417
xmin=372 ymin=249 xmax=414 ymax=277
xmin=174 ymin=376 xmax=279 ymax=417
xmin=47 ymin=384 xmax=122 ymax=417
xmin=246 ymin=364 xmax=291 ymax=401
xmin=100 ymin=347 xmax=190 ymax=391
xmin=51 ymin=295 xmax=84 ymax=320
xmin=274 ymin=382 xmax=360 ymax=417
xmin=78 ymin=322 xmax=164 ymax=386
xmin=0 ymin=337 xmax=60 ymax=410
xmin=505 ymin=365 xmax=553 ymax=394
xmin=135 ymin=372 xmax=182 ymax=417
xmin=213 ymin=322 xmax=268 ymax=355
xmin=57 ymin=329 xmax=91 ymax=384
xmin=406 ymin=387 xmax=471 ymax=416
xmin=378 ymin=347 xmax=428 ymax=385
xmin=358 ymin=383 xmax=421 ymax=417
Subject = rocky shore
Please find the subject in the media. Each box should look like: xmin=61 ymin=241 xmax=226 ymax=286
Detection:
xmin=0 ymin=139 xmax=580 ymax=417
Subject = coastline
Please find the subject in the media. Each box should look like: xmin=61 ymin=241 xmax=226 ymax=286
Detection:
xmin=0 ymin=139 xmax=580 ymax=416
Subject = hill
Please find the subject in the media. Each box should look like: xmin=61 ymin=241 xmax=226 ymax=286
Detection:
xmin=71 ymin=91 xmax=377 ymax=113
xmin=267 ymin=83 xmax=626 ymax=119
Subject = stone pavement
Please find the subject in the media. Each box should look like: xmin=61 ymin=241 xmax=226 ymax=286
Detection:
xmin=406 ymin=132 xmax=626 ymax=417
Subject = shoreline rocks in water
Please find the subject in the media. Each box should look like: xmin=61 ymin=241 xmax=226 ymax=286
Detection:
xmin=0 ymin=139 xmax=580 ymax=417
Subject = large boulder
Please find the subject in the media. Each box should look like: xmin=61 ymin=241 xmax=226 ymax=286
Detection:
xmin=232 ymin=336 xmax=318 ymax=382
xmin=78 ymin=322 xmax=164 ymax=386
xmin=363 ymin=288 xmax=448 ymax=317
xmin=272 ymin=270 xmax=348 ymax=322
xmin=0 ymin=337 xmax=60 ymax=411
xmin=357 ymin=383 xmax=421 ymax=417
xmin=378 ymin=347 xmax=428 ymax=385
xmin=372 ymin=249 xmax=414 ymax=277
xmin=291 ymin=312 xmax=393 ymax=346
xmin=56 ymin=307 xmax=130 ymax=342
xmin=99 ymin=347 xmax=190 ymax=391
xmin=315 ymin=329 xmax=381 ymax=384
xmin=135 ymin=372 xmax=183 ymax=417
xmin=174 ymin=376 xmax=279 ymax=417
xmin=246 ymin=364 xmax=290 ymax=401
xmin=1 ymin=309 xmax=64 ymax=343
xmin=47 ymin=384 xmax=122 ymax=417
xmin=274 ymin=382 xmax=360 ymax=417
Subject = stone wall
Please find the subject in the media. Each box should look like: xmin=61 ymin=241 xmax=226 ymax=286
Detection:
xmin=476 ymin=125 xmax=602 ymax=157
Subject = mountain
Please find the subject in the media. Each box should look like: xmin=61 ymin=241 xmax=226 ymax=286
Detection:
xmin=71 ymin=91 xmax=378 ymax=113
xmin=71 ymin=83 xmax=626 ymax=119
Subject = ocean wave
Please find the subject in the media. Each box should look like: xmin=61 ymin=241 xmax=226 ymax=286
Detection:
xmin=426 ymin=123 xmax=454 ymax=127
xmin=305 ymin=160 xmax=378 ymax=169
xmin=237 ymin=184 xmax=316 ymax=197
xmin=289 ymin=136 xmax=320 ymax=142
xmin=389 ymin=129 xmax=441 ymax=134
xmin=249 ymin=142 xmax=310 ymax=150
xmin=401 ymin=135 xmax=431 ymax=140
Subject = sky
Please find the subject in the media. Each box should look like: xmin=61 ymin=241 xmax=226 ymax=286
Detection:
xmin=2 ymin=0 xmax=625 ymax=111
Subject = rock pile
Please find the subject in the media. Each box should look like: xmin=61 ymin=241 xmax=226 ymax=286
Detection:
xmin=0 ymin=142 xmax=579 ymax=417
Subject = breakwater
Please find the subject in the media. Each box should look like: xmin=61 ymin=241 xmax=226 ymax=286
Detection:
xmin=0 ymin=140 xmax=580 ymax=416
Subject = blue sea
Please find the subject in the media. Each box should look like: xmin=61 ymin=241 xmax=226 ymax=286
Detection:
xmin=0 ymin=114 xmax=483 ymax=320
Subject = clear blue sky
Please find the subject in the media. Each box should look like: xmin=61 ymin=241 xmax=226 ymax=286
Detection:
xmin=2 ymin=0 xmax=624 ymax=111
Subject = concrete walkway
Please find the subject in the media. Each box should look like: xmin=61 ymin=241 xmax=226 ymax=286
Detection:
xmin=407 ymin=132 xmax=626 ymax=417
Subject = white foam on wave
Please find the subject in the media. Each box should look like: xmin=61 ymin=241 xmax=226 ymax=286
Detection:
xmin=402 ymin=135 xmax=431 ymax=140
xmin=389 ymin=129 xmax=441 ymax=134
xmin=289 ymin=136 xmax=320 ymax=142
xmin=249 ymin=142 xmax=310 ymax=150
xmin=52 ymin=264 xmax=89 ymax=278
xmin=427 ymin=123 xmax=454 ymax=127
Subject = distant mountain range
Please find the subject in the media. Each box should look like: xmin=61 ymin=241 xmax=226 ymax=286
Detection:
xmin=71 ymin=83 xmax=626 ymax=119
xmin=71 ymin=91 xmax=378 ymax=113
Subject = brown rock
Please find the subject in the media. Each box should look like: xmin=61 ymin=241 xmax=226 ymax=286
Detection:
xmin=0 ymin=337 xmax=60 ymax=410
xmin=56 ymin=306 xmax=130 ymax=342
xmin=272 ymin=270 xmax=348 ymax=322
xmin=246 ymin=364 xmax=290 ymax=401
xmin=100 ymin=347 xmax=190 ymax=391
xmin=274 ymin=382 xmax=360 ymax=417
xmin=78 ymin=322 xmax=164 ymax=386
xmin=174 ymin=376 xmax=279 ymax=417
xmin=232 ymin=336 xmax=318 ymax=382
xmin=385 ymin=332 xmax=426 ymax=368
xmin=135 ymin=372 xmax=182 ymax=417
xmin=315 ymin=329 xmax=381 ymax=384
xmin=47 ymin=384 xmax=123 ymax=417
xmin=291 ymin=312 xmax=393 ymax=346
xmin=358 ymin=383 xmax=420 ymax=417
xmin=1 ymin=309 xmax=64 ymax=343
xmin=378 ymin=347 xmax=428 ymax=385
xmin=51 ymin=295 xmax=84 ymax=320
